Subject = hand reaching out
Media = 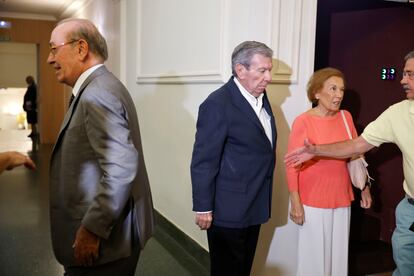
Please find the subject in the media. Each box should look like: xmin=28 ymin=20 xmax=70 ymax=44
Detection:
xmin=0 ymin=151 xmax=36 ymax=173
xmin=285 ymin=138 xmax=315 ymax=168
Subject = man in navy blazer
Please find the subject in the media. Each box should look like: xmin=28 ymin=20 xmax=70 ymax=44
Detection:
xmin=191 ymin=41 xmax=276 ymax=276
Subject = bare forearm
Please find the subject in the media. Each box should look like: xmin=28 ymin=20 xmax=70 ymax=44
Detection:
xmin=289 ymin=191 xmax=301 ymax=203
xmin=314 ymin=140 xmax=359 ymax=159
xmin=314 ymin=136 xmax=374 ymax=159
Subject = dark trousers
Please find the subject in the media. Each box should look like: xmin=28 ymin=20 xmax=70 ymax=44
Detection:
xmin=63 ymin=244 xmax=140 ymax=276
xmin=207 ymin=224 xmax=261 ymax=276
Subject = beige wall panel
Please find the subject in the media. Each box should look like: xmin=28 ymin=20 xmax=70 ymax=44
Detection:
xmin=0 ymin=43 xmax=37 ymax=88
xmin=0 ymin=17 xmax=67 ymax=144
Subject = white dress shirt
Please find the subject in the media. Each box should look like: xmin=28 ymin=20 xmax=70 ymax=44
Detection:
xmin=234 ymin=77 xmax=273 ymax=147
xmin=72 ymin=64 xmax=104 ymax=97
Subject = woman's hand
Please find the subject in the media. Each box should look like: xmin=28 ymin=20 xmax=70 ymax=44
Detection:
xmin=360 ymin=186 xmax=372 ymax=209
xmin=290 ymin=192 xmax=305 ymax=225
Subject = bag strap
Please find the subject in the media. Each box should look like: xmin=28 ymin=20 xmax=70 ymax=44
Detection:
xmin=340 ymin=110 xmax=353 ymax=139
xmin=341 ymin=111 xmax=374 ymax=185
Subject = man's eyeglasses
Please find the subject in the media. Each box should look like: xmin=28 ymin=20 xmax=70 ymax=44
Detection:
xmin=402 ymin=71 xmax=414 ymax=80
xmin=49 ymin=40 xmax=79 ymax=57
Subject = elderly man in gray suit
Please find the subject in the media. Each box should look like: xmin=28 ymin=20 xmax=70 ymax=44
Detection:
xmin=47 ymin=18 xmax=154 ymax=275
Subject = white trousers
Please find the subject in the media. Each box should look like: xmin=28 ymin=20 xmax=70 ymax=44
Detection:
xmin=296 ymin=205 xmax=351 ymax=276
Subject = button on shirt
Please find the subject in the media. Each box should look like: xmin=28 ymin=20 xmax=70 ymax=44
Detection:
xmin=234 ymin=77 xmax=273 ymax=147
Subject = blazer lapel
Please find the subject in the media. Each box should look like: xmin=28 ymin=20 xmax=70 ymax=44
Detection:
xmin=227 ymin=77 xmax=276 ymax=149
xmin=227 ymin=78 xmax=264 ymax=131
xmin=51 ymin=94 xmax=79 ymax=155
xmin=52 ymin=66 xmax=108 ymax=154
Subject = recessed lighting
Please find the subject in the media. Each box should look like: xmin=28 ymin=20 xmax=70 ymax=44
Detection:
xmin=0 ymin=21 xmax=12 ymax=29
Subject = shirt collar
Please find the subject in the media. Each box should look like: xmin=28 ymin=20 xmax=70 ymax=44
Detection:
xmin=233 ymin=77 xmax=264 ymax=106
xmin=409 ymin=99 xmax=414 ymax=114
xmin=72 ymin=64 xmax=104 ymax=97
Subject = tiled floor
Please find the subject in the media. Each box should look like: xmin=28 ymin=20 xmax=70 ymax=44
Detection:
xmin=0 ymin=129 xmax=207 ymax=276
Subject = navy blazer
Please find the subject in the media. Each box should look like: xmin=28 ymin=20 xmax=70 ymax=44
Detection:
xmin=191 ymin=77 xmax=277 ymax=228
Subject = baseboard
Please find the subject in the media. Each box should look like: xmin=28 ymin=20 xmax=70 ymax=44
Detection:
xmin=153 ymin=210 xmax=210 ymax=273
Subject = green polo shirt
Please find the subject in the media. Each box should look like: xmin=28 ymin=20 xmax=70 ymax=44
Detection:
xmin=361 ymin=99 xmax=414 ymax=198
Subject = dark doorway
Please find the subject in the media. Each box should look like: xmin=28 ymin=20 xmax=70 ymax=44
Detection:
xmin=315 ymin=0 xmax=414 ymax=275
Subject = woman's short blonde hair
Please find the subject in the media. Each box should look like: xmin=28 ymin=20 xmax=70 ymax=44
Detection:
xmin=307 ymin=67 xmax=345 ymax=104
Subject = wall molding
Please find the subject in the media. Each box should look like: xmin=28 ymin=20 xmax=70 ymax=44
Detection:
xmin=137 ymin=71 xmax=224 ymax=84
xmin=269 ymin=0 xmax=303 ymax=84
xmin=136 ymin=0 xmax=305 ymax=85
xmin=136 ymin=0 xmax=228 ymax=84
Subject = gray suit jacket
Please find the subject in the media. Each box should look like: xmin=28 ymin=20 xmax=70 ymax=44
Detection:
xmin=49 ymin=66 xmax=154 ymax=266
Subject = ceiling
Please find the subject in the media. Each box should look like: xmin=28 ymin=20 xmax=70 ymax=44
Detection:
xmin=0 ymin=0 xmax=89 ymax=20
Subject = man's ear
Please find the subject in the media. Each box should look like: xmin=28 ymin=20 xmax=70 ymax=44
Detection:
xmin=77 ymin=39 xmax=89 ymax=61
xmin=235 ymin=63 xmax=246 ymax=80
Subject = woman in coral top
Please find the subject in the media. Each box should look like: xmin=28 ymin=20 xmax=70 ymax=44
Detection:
xmin=286 ymin=67 xmax=372 ymax=276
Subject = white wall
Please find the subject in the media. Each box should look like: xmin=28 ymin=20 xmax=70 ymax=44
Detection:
xmin=0 ymin=42 xmax=37 ymax=88
xmin=123 ymin=0 xmax=317 ymax=275
xmin=74 ymin=0 xmax=317 ymax=274
xmin=64 ymin=0 xmax=121 ymax=77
